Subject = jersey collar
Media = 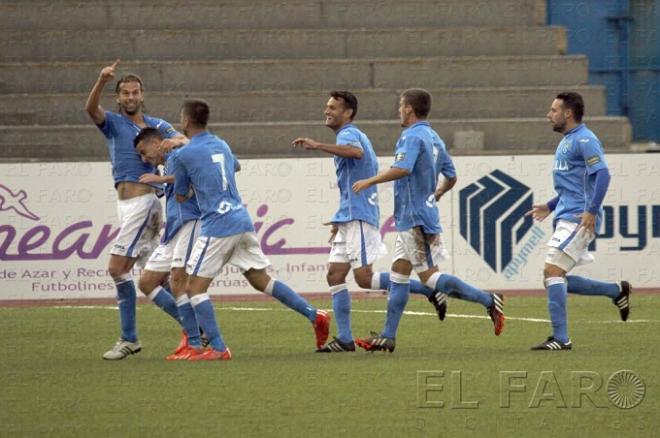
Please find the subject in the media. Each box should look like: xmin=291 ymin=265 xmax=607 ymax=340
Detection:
xmin=564 ymin=123 xmax=585 ymax=136
xmin=336 ymin=122 xmax=356 ymax=134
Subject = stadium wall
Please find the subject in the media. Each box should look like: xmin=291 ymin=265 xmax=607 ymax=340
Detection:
xmin=1 ymin=154 xmax=658 ymax=300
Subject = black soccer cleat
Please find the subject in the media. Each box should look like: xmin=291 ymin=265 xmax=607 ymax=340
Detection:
xmin=428 ymin=291 xmax=448 ymax=321
xmin=613 ymin=281 xmax=631 ymax=321
xmin=316 ymin=337 xmax=356 ymax=353
xmin=487 ymin=293 xmax=505 ymax=336
xmin=531 ymin=336 xmax=572 ymax=351
xmin=355 ymin=331 xmax=395 ymax=353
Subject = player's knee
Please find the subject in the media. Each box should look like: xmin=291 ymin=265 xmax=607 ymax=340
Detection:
xmin=543 ymin=265 xmax=564 ymax=280
xmin=326 ymin=269 xmax=346 ymax=287
xmin=245 ymin=269 xmax=271 ymax=292
xmin=354 ymin=271 xmax=373 ymax=289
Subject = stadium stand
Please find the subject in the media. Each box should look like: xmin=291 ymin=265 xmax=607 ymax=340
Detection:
xmin=0 ymin=0 xmax=632 ymax=161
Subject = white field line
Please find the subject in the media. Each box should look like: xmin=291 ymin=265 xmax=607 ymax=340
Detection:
xmin=40 ymin=305 xmax=656 ymax=324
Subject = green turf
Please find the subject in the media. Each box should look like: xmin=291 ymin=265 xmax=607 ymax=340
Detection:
xmin=1 ymin=295 xmax=658 ymax=437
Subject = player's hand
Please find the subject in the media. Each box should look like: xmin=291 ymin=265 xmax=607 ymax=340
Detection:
xmin=576 ymin=212 xmax=596 ymax=236
xmin=326 ymin=223 xmax=339 ymax=244
xmin=292 ymin=137 xmax=320 ymax=150
xmin=159 ymin=137 xmax=185 ymax=153
xmin=352 ymin=179 xmax=372 ymax=193
xmin=525 ymin=203 xmax=551 ymax=222
xmin=139 ymin=173 xmax=164 ymax=185
xmin=99 ymin=59 xmax=120 ymax=82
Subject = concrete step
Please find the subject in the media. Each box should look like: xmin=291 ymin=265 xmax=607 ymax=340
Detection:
xmin=0 ymin=86 xmax=607 ymax=126
xmin=0 ymin=55 xmax=589 ymax=94
xmin=0 ymin=27 xmax=565 ymax=62
xmin=0 ymin=117 xmax=632 ymax=162
xmin=0 ymin=0 xmax=546 ymax=30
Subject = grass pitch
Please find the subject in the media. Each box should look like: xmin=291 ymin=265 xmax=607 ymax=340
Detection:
xmin=1 ymin=294 xmax=658 ymax=437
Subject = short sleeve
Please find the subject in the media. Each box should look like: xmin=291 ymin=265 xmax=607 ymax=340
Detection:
xmin=154 ymin=118 xmax=180 ymax=139
xmin=436 ymin=146 xmax=456 ymax=179
xmin=336 ymin=130 xmax=363 ymax=150
xmin=576 ymin=136 xmax=608 ymax=175
xmin=172 ymin=153 xmax=191 ymax=197
xmin=391 ymin=134 xmax=421 ymax=172
xmin=96 ymin=111 xmax=118 ymax=138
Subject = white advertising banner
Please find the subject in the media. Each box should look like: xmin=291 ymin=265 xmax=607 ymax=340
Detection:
xmin=0 ymin=154 xmax=658 ymax=300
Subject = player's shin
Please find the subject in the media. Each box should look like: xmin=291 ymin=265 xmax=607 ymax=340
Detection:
xmin=566 ymin=275 xmax=619 ymax=298
xmin=373 ymin=271 xmax=432 ymax=298
xmin=427 ymin=272 xmax=492 ymax=307
xmin=265 ymin=279 xmax=317 ymax=322
xmin=176 ymin=295 xmax=202 ymax=347
xmin=114 ymin=273 xmax=138 ymax=342
xmin=381 ymin=272 xmax=410 ymax=339
xmin=546 ymin=277 xmax=569 ymax=343
xmin=146 ymin=285 xmax=180 ymax=322
xmin=190 ymin=293 xmax=226 ymax=352
xmin=330 ymin=284 xmax=352 ymax=343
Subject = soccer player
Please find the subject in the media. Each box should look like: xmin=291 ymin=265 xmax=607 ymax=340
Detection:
xmin=172 ymin=99 xmax=330 ymax=361
xmin=85 ymin=60 xmax=188 ymax=360
xmin=527 ymin=92 xmax=631 ymax=351
xmin=352 ymin=88 xmax=505 ymax=352
xmin=292 ymin=91 xmax=448 ymax=353
xmin=134 ymin=127 xmax=204 ymax=360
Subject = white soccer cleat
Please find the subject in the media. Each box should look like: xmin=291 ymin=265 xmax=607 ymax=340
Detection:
xmin=102 ymin=339 xmax=142 ymax=360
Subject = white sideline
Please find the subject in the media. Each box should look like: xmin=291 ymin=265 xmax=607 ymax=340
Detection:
xmin=40 ymin=305 xmax=656 ymax=324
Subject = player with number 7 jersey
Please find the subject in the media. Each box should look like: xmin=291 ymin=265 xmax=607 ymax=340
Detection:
xmin=170 ymin=99 xmax=330 ymax=360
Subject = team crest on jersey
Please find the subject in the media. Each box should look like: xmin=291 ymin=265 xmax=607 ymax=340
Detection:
xmin=586 ymin=155 xmax=601 ymax=166
xmin=559 ymin=139 xmax=570 ymax=154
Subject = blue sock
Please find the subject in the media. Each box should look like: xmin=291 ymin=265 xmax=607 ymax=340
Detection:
xmin=269 ymin=280 xmax=317 ymax=322
xmin=148 ymin=286 xmax=180 ymax=323
xmin=176 ymin=295 xmax=202 ymax=348
xmin=115 ymin=275 xmax=137 ymax=342
xmin=566 ymin=275 xmax=619 ymax=299
xmin=375 ymin=272 xmax=432 ymax=298
xmin=191 ymin=294 xmax=226 ymax=352
xmin=434 ymin=273 xmax=493 ymax=308
xmin=381 ymin=273 xmax=410 ymax=339
xmin=546 ymin=277 xmax=569 ymax=343
xmin=331 ymin=285 xmax=352 ymax=343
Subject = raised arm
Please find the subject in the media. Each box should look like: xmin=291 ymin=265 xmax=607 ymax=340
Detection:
xmin=85 ymin=59 xmax=120 ymax=125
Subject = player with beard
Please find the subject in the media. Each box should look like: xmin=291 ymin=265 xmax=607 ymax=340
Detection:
xmin=527 ymin=91 xmax=631 ymax=351
xmin=85 ymin=59 xmax=188 ymax=360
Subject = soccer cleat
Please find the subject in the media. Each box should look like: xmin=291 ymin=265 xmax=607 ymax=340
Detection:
xmin=316 ymin=337 xmax=356 ymax=352
xmin=428 ymin=291 xmax=448 ymax=321
xmin=166 ymin=345 xmax=197 ymax=360
xmin=613 ymin=281 xmax=631 ymax=321
xmin=355 ymin=331 xmax=395 ymax=353
xmin=312 ymin=310 xmax=331 ymax=348
xmin=102 ymin=339 xmax=142 ymax=360
xmin=531 ymin=336 xmax=572 ymax=351
xmin=487 ymin=293 xmax=505 ymax=336
xmin=172 ymin=331 xmax=189 ymax=355
xmin=187 ymin=347 xmax=232 ymax=361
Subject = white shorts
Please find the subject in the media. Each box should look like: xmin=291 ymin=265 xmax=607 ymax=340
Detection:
xmin=144 ymin=220 xmax=201 ymax=272
xmin=186 ymin=232 xmax=270 ymax=279
xmin=393 ymin=227 xmax=449 ymax=273
xmin=328 ymin=221 xmax=387 ymax=269
xmin=545 ymin=220 xmax=595 ymax=272
xmin=110 ymin=193 xmax=162 ymax=260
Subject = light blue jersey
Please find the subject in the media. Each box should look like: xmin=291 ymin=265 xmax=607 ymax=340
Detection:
xmin=97 ymin=111 xmax=179 ymax=186
xmin=431 ymin=131 xmax=456 ymax=233
xmin=332 ymin=123 xmax=380 ymax=227
xmin=172 ymin=131 xmax=253 ymax=238
xmin=552 ymin=124 xmax=608 ymax=231
xmin=391 ymin=121 xmax=441 ymax=234
xmin=161 ymin=149 xmax=201 ymax=244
